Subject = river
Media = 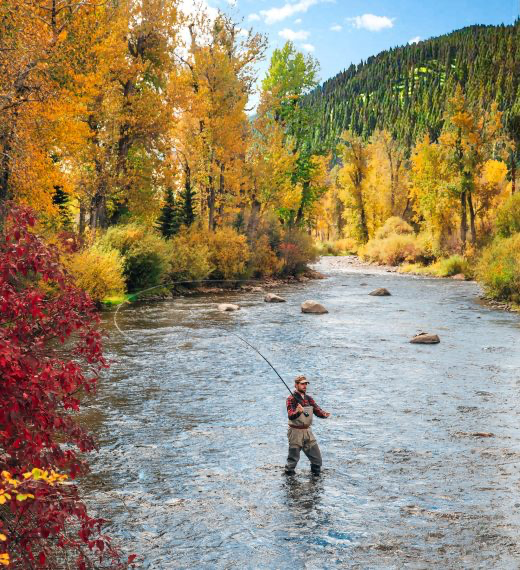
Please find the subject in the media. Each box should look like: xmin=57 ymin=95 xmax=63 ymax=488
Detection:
xmin=84 ymin=257 xmax=520 ymax=569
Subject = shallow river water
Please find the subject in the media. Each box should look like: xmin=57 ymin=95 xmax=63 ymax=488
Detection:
xmin=85 ymin=257 xmax=520 ymax=569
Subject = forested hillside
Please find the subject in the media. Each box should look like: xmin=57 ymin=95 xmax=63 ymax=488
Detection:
xmin=305 ymin=23 xmax=520 ymax=152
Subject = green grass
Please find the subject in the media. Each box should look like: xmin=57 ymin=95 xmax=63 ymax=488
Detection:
xmin=399 ymin=256 xmax=472 ymax=279
xmin=101 ymin=293 xmax=133 ymax=307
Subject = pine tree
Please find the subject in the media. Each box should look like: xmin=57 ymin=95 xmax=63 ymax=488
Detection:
xmin=52 ymin=186 xmax=73 ymax=230
xmin=156 ymin=188 xmax=182 ymax=239
xmin=179 ymin=167 xmax=196 ymax=227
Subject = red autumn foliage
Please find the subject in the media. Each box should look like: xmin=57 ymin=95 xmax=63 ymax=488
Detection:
xmin=0 ymin=204 xmax=133 ymax=568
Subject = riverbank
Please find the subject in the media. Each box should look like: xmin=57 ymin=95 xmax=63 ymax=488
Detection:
xmin=318 ymin=255 xmax=519 ymax=312
xmin=101 ymin=268 xmax=327 ymax=306
xmin=103 ymin=256 xmax=518 ymax=312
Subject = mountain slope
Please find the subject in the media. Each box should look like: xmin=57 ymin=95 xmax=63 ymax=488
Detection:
xmin=305 ymin=23 xmax=520 ymax=152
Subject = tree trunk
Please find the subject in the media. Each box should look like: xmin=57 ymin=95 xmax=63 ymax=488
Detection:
xmin=512 ymin=158 xmax=516 ymax=195
xmin=207 ymin=176 xmax=215 ymax=231
xmin=217 ymin=163 xmax=225 ymax=225
xmin=89 ymin=191 xmax=107 ymax=230
xmin=79 ymin=202 xmax=86 ymax=236
xmin=0 ymin=116 xmax=17 ymax=203
xmin=295 ymin=180 xmax=309 ymax=226
xmin=467 ymin=191 xmax=476 ymax=245
xmin=358 ymin=196 xmax=369 ymax=243
xmin=183 ymin=163 xmax=195 ymax=225
xmin=247 ymin=197 xmax=261 ymax=239
xmin=460 ymin=189 xmax=467 ymax=252
xmin=0 ymin=135 xmax=12 ymax=203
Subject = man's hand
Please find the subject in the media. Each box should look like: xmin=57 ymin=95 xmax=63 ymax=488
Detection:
xmin=324 ymin=412 xmax=331 ymax=418
xmin=296 ymin=404 xmax=304 ymax=414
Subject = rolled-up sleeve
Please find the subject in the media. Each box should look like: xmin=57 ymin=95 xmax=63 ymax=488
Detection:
xmin=287 ymin=395 xmax=301 ymax=420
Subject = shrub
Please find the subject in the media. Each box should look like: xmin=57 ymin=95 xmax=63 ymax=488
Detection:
xmin=334 ymin=237 xmax=358 ymax=254
xmin=122 ymin=234 xmax=169 ymax=291
xmin=0 ymin=204 xmax=126 ymax=567
xmin=375 ymin=216 xmax=414 ymax=240
xmin=98 ymin=224 xmax=169 ymax=291
xmin=97 ymin=223 xmax=147 ymax=255
xmin=436 ymin=255 xmax=471 ymax=278
xmin=361 ymin=233 xmax=424 ymax=266
xmin=477 ymin=234 xmax=520 ymax=303
xmin=278 ymin=230 xmax=318 ymax=275
xmin=207 ymin=227 xmax=250 ymax=280
xmin=168 ymin=229 xmax=213 ymax=282
xmin=495 ymin=193 xmax=520 ymax=238
xmin=66 ymin=246 xmax=125 ymax=302
xmin=317 ymin=241 xmax=339 ymax=256
xmin=249 ymin=235 xmax=283 ymax=277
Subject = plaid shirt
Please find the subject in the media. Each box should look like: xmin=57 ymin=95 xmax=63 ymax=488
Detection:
xmin=286 ymin=393 xmax=327 ymax=421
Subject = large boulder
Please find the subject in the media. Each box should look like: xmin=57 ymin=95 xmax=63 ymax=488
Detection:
xmin=264 ymin=293 xmax=286 ymax=303
xmin=410 ymin=333 xmax=440 ymax=344
xmin=218 ymin=303 xmax=240 ymax=312
xmin=301 ymin=300 xmax=328 ymax=314
xmin=369 ymin=288 xmax=391 ymax=296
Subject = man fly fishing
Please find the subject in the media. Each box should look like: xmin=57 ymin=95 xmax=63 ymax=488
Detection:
xmin=285 ymin=375 xmax=330 ymax=476
xmin=223 ymin=333 xmax=331 ymax=477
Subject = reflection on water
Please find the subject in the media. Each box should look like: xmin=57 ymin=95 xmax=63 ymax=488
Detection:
xmin=82 ymin=258 xmax=520 ymax=568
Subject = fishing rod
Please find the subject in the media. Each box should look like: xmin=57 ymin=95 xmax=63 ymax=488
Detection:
xmin=228 ymin=331 xmax=309 ymax=417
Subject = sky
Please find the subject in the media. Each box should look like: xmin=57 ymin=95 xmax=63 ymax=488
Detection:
xmin=203 ymin=0 xmax=519 ymax=108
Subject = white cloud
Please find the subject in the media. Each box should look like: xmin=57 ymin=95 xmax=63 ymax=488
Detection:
xmin=227 ymin=0 xmax=237 ymax=6
xmin=294 ymin=18 xmax=302 ymax=24
xmin=301 ymin=43 xmax=315 ymax=52
xmin=348 ymin=14 xmax=395 ymax=32
xmin=260 ymin=0 xmax=318 ymax=25
xmin=180 ymin=0 xmax=217 ymax=20
xmin=330 ymin=24 xmax=342 ymax=32
xmin=409 ymin=36 xmax=421 ymax=44
xmin=248 ymin=12 xmax=261 ymax=21
xmin=279 ymin=28 xmax=310 ymax=41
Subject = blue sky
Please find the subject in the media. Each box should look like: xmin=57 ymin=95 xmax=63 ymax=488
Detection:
xmin=207 ymin=0 xmax=518 ymax=99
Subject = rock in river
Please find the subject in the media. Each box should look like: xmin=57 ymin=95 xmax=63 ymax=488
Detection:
xmin=301 ymin=300 xmax=328 ymax=314
xmin=218 ymin=303 xmax=240 ymax=312
xmin=410 ymin=333 xmax=440 ymax=344
xmin=264 ymin=293 xmax=286 ymax=303
xmin=369 ymin=288 xmax=391 ymax=296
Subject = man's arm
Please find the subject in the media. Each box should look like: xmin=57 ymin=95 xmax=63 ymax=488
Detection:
xmin=307 ymin=396 xmax=330 ymax=418
xmin=287 ymin=395 xmax=302 ymax=420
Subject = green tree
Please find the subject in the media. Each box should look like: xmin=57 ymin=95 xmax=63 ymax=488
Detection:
xmin=155 ymin=188 xmax=182 ymax=239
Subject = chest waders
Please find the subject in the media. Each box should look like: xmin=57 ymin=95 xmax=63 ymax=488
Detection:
xmin=286 ymin=397 xmax=322 ymax=475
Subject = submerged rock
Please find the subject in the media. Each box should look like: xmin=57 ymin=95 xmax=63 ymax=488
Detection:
xmin=218 ymin=303 xmax=240 ymax=312
xmin=264 ymin=293 xmax=286 ymax=303
xmin=410 ymin=332 xmax=440 ymax=344
xmin=301 ymin=300 xmax=328 ymax=314
xmin=369 ymin=288 xmax=391 ymax=296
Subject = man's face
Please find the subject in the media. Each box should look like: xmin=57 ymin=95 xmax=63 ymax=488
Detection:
xmin=296 ymin=380 xmax=309 ymax=394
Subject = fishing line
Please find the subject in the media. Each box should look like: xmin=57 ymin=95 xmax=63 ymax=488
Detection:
xmin=113 ymin=278 xmax=267 ymax=342
xmin=112 ymin=279 xmax=307 ymax=410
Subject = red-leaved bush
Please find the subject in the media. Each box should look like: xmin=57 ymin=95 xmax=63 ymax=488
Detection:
xmin=0 ymin=205 xmax=133 ymax=568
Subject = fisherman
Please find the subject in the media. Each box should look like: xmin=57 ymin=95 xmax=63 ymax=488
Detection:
xmin=285 ymin=375 xmax=330 ymax=476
